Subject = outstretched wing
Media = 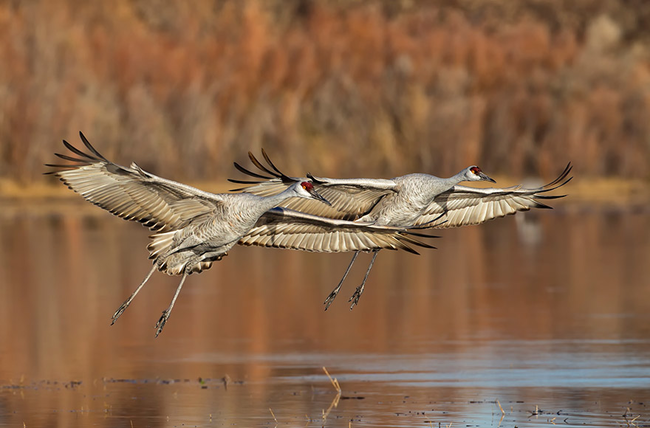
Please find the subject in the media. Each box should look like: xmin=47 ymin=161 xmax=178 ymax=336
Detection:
xmin=239 ymin=207 xmax=438 ymax=254
xmin=229 ymin=149 xmax=397 ymax=220
xmin=45 ymin=132 xmax=225 ymax=232
xmin=416 ymin=163 xmax=573 ymax=228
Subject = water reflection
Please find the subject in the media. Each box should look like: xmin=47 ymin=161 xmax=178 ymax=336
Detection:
xmin=0 ymin=200 xmax=648 ymax=427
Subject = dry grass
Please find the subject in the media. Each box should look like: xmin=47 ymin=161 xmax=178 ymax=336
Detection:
xmin=1 ymin=0 xmax=650 ymax=184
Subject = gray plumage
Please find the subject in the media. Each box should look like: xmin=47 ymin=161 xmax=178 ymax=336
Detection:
xmin=46 ymin=133 xmax=436 ymax=336
xmin=230 ymin=150 xmax=573 ymax=309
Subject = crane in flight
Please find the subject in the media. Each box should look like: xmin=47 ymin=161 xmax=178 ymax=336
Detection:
xmin=47 ymin=133 xmax=437 ymax=336
xmin=230 ymin=151 xmax=572 ymax=310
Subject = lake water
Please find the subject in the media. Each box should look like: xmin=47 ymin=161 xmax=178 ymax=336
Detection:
xmin=0 ymin=199 xmax=648 ymax=427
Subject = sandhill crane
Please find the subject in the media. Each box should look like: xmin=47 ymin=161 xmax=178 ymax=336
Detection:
xmin=46 ymin=133 xmax=437 ymax=336
xmin=230 ymin=151 xmax=573 ymax=309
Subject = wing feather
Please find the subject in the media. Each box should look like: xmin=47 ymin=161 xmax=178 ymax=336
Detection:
xmin=229 ymin=150 xmax=397 ymax=219
xmin=47 ymin=132 xmax=224 ymax=232
xmin=416 ymin=163 xmax=573 ymax=228
xmin=239 ymin=207 xmax=438 ymax=253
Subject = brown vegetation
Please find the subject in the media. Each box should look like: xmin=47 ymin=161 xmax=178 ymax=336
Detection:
xmin=1 ymin=0 xmax=650 ymax=183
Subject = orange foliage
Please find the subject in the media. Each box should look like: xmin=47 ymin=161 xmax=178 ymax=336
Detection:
xmin=1 ymin=0 xmax=649 ymax=183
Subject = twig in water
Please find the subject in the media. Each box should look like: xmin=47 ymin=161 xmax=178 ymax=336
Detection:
xmin=323 ymin=366 xmax=341 ymax=393
xmin=496 ymin=398 xmax=505 ymax=415
xmin=623 ymin=408 xmax=641 ymax=428
xmin=322 ymin=367 xmax=342 ymax=422
xmin=495 ymin=398 xmax=506 ymax=427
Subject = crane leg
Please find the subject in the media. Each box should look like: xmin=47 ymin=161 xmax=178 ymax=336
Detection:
xmin=154 ymin=271 xmax=189 ymax=337
xmin=324 ymin=251 xmax=359 ymax=311
xmin=111 ymin=264 xmax=157 ymax=325
xmin=348 ymin=250 xmax=379 ymax=310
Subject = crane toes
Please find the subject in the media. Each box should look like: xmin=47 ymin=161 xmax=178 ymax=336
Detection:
xmin=348 ymin=289 xmax=362 ymax=310
xmin=323 ymin=290 xmax=340 ymax=311
xmin=154 ymin=310 xmax=170 ymax=337
xmin=111 ymin=302 xmax=130 ymax=325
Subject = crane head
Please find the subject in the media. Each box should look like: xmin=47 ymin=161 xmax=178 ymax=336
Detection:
xmin=467 ymin=166 xmax=496 ymax=183
xmin=296 ymin=181 xmax=331 ymax=205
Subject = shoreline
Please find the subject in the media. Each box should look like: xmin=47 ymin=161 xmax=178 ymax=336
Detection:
xmin=1 ymin=177 xmax=648 ymax=213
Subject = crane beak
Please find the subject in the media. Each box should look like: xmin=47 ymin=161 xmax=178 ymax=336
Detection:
xmin=309 ymin=188 xmax=331 ymax=206
xmin=479 ymin=172 xmax=496 ymax=183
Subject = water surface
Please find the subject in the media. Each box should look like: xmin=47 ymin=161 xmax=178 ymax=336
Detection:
xmin=0 ymin=199 xmax=648 ymax=427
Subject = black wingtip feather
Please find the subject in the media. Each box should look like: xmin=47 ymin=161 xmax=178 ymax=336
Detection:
xmin=43 ymin=168 xmax=62 ymax=175
xmin=54 ymin=152 xmax=88 ymax=163
xmin=251 ymin=151 xmax=298 ymax=184
xmin=44 ymin=163 xmax=77 ymax=170
xmin=413 ymin=241 xmax=437 ymax=249
xmin=544 ymin=162 xmax=573 ymax=188
xmin=535 ymin=194 xmax=567 ymax=200
xmin=62 ymin=139 xmax=96 ymax=160
xmin=535 ymin=202 xmax=554 ymax=209
xmin=78 ymin=132 xmax=108 ymax=161
xmin=535 ymin=172 xmax=573 ymax=196
xmin=306 ymin=173 xmax=326 ymax=184
xmin=255 ymin=149 xmax=297 ymax=185
xmin=233 ymin=162 xmax=273 ymax=180
xmin=403 ymin=234 xmax=438 ymax=249
xmin=227 ymin=178 xmax=269 ymax=185
xmin=248 ymin=152 xmax=280 ymax=178
xmin=403 ymin=230 xmax=442 ymax=239
xmin=261 ymin=148 xmax=286 ymax=177
xmin=401 ymin=246 xmax=420 ymax=255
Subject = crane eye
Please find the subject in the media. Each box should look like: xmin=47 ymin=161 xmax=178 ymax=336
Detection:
xmin=301 ymin=181 xmax=313 ymax=191
xmin=470 ymin=166 xmax=481 ymax=175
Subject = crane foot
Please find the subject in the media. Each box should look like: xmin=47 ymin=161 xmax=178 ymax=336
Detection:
xmin=323 ymin=290 xmax=340 ymax=311
xmin=348 ymin=286 xmax=364 ymax=310
xmin=111 ymin=301 xmax=130 ymax=325
xmin=154 ymin=310 xmax=170 ymax=337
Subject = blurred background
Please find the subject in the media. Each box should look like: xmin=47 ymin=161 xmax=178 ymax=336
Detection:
xmin=1 ymin=1 xmax=649 ymax=427
xmin=1 ymin=0 xmax=650 ymax=184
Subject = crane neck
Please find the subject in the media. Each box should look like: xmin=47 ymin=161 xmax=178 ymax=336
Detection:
xmin=257 ymin=185 xmax=302 ymax=213
xmin=430 ymin=171 xmax=467 ymax=193
xmin=446 ymin=170 xmax=469 ymax=187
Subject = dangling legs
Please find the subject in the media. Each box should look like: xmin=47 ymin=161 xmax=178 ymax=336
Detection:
xmin=348 ymin=250 xmax=379 ymax=310
xmin=324 ymin=251 xmax=359 ymax=311
xmin=154 ymin=270 xmax=189 ymax=337
xmin=111 ymin=264 xmax=157 ymax=325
